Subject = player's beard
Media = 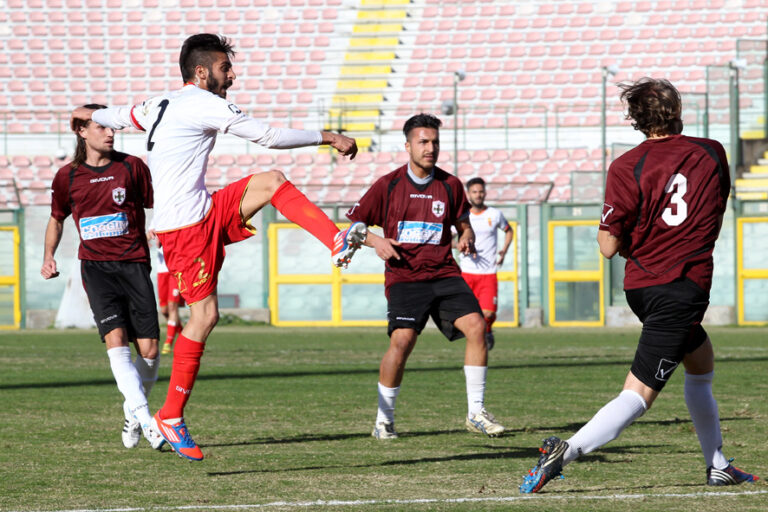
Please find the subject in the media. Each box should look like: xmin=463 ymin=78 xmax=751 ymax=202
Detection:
xmin=207 ymin=75 xmax=232 ymax=99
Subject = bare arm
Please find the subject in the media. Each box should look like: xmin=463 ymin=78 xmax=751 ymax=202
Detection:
xmin=455 ymin=218 xmax=476 ymax=256
xmin=597 ymin=229 xmax=622 ymax=259
xmin=364 ymin=230 xmax=401 ymax=261
xmin=41 ymin=217 xmax=64 ymax=279
xmin=497 ymin=225 xmax=514 ymax=265
xmin=320 ymin=131 xmax=358 ymax=160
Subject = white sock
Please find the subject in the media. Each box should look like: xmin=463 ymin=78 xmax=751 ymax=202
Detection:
xmin=376 ymin=382 xmax=400 ymax=424
xmin=685 ymin=371 xmax=729 ymax=469
xmin=134 ymin=356 xmax=159 ymax=397
xmin=107 ymin=347 xmax=152 ymax=427
xmin=464 ymin=365 xmax=487 ymax=416
xmin=564 ymin=389 xmax=647 ymax=465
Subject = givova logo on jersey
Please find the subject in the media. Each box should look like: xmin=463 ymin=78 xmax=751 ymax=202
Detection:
xmin=79 ymin=212 xmax=129 ymax=240
xmin=397 ymin=221 xmax=442 ymax=245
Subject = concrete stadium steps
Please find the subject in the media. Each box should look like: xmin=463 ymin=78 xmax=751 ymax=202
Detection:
xmin=327 ymin=0 xmax=408 ymax=151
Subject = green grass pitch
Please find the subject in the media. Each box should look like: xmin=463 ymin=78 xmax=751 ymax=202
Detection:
xmin=1 ymin=326 xmax=766 ymax=511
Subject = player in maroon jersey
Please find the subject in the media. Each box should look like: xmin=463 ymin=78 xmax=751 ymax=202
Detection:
xmin=520 ymin=79 xmax=758 ymax=493
xmin=41 ymin=105 xmax=165 ymax=451
xmin=347 ymin=114 xmax=505 ymax=439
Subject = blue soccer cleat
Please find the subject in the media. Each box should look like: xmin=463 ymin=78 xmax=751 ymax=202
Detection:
xmin=152 ymin=413 xmax=204 ymax=461
xmin=520 ymin=436 xmax=568 ymax=493
xmin=707 ymin=461 xmax=759 ymax=486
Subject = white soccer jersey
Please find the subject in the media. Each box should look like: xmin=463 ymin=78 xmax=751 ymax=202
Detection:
xmin=460 ymin=207 xmax=510 ymax=274
xmin=92 ymin=84 xmax=322 ymax=231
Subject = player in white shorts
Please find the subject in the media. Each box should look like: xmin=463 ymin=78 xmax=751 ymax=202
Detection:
xmin=459 ymin=177 xmax=514 ymax=350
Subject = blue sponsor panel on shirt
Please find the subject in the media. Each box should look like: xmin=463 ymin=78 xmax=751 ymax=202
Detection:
xmin=397 ymin=221 xmax=443 ymax=245
xmin=79 ymin=212 xmax=129 ymax=240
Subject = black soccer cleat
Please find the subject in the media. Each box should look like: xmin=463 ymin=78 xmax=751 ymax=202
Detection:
xmin=707 ymin=462 xmax=759 ymax=486
xmin=519 ymin=436 xmax=568 ymax=493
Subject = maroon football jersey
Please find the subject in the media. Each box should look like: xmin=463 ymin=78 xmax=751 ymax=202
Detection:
xmin=50 ymin=152 xmax=153 ymax=263
xmin=346 ymin=165 xmax=470 ymax=290
xmin=599 ymin=135 xmax=730 ymax=291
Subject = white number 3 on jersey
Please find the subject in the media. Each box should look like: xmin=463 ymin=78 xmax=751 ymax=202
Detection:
xmin=662 ymin=173 xmax=688 ymax=226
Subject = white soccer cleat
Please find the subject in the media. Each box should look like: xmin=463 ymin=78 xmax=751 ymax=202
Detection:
xmin=372 ymin=421 xmax=399 ymax=440
xmin=332 ymin=222 xmax=367 ymax=268
xmin=122 ymin=401 xmax=141 ymax=449
xmin=142 ymin=423 xmax=166 ymax=450
xmin=466 ymin=408 xmax=505 ymax=437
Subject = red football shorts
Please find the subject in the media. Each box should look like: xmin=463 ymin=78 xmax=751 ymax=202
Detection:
xmin=157 ymin=271 xmax=185 ymax=307
xmin=157 ymin=175 xmax=255 ymax=305
xmin=461 ymin=272 xmax=498 ymax=312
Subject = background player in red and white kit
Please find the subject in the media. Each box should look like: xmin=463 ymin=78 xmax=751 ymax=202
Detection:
xmin=460 ymin=177 xmax=514 ymax=351
xmin=347 ymin=114 xmax=504 ymax=440
xmin=520 ymin=79 xmax=758 ymax=493
xmin=155 ymin=243 xmax=184 ymax=356
xmin=71 ymin=34 xmax=367 ymax=461
xmin=42 ymin=104 xmax=164 ymax=451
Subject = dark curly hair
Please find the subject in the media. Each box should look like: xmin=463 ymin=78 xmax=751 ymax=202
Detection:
xmin=403 ymin=113 xmax=442 ymax=140
xmin=619 ymin=78 xmax=683 ymax=137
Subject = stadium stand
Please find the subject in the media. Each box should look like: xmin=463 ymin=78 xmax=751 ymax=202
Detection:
xmin=2 ymin=0 xmax=767 ymax=204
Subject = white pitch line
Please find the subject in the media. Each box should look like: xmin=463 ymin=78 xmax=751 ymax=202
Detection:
xmin=12 ymin=490 xmax=768 ymax=512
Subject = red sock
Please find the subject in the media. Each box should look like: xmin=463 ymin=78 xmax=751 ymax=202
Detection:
xmin=270 ymin=181 xmax=339 ymax=250
xmin=486 ymin=313 xmax=496 ymax=333
xmin=164 ymin=322 xmax=177 ymax=346
xmin=159 ymin=334 xmax=205 ymax=420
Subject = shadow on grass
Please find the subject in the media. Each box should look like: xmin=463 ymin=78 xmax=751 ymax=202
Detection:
xmin=204 ymin=441 xmax=669 ymax=476
xmin=5 ymin=355 xmax=768 ymax=390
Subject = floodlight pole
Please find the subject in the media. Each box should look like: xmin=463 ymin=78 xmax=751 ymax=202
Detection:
xmin=729 ymin=61 xmax=742 ymax=173
xmin=601 ymin=66 xmax=618 ymax=186
xmin=453 ymin=75 xmax=458 ymax=173
xmin=452 ymin=70 xmax=465 ymax=175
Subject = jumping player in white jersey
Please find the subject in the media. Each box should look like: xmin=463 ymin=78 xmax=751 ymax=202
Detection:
xmin=459 ymin=177 xmax=514 ymax=351
xmin=71 ymin=34 xmax=367 ymax=461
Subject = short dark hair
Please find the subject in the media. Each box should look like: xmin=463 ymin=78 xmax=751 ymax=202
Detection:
xmin=179 ymin=34 xmax=236 ymax=83
xmin=619 ymin=78 xmax=683 ymax=137
xmin=466 ymin=177 xmax=486 ymax=190
xmin=403 ymin=113 xmax=442 ymax=139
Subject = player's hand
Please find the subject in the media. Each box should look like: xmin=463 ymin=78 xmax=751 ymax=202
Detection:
xmin=457 ymin=235 xmax=476 ymax=256
xmin=497 ymin=249 xmax=507 ymax=266
xmin=147 ymin=229 xmax=157 ymax=242
xmin=371 ymin=236 xmax=401 ymax=261
xmin=326 ymin=132 xmax=358 ymax=160
xmin=41 ymin=258 xmax=59 ymax=279
xmin=70 ymin=106 xmax=96 ymax=131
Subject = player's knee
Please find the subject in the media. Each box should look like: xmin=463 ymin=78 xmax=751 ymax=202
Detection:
xmin=266 ymin=169 xmax=287 ymax=194
xmin=139 ymin=340 xmax=159 ymax=359
xmin=466 ymin=313 xmax=486 ymax=335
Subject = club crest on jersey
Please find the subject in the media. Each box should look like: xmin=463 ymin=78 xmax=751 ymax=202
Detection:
xmin=112 ymin=187 xmax=126 ymax=205
xmin=432 ymin=200 xmax=445 ymax=218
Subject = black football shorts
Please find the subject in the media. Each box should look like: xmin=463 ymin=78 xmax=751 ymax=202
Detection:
xmin=81 ymin=260 xmax=160 ymax=341
xmin=625 ymin=277 xmax=710 ymax=392
xmin=386 ymin=276 xmax=483 ymax=341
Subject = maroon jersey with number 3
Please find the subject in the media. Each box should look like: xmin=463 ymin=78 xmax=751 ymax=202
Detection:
xmin=346 ymin=165 xmax=470 ymax=290
xmin=599 ymin=135 xmax=730 ymax=291
xmin=50 ymin=152 xmax=154 ymax=263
